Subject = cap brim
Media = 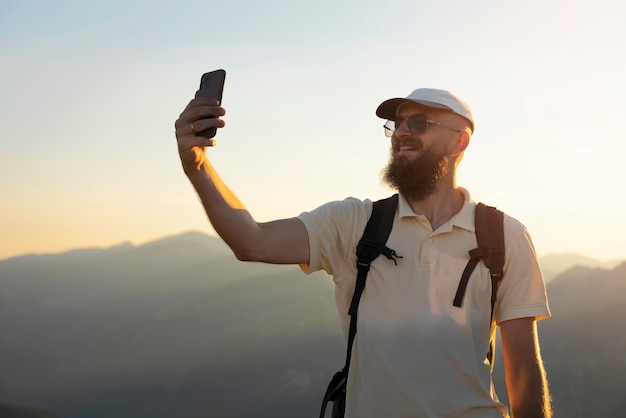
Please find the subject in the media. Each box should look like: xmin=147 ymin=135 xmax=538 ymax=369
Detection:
xmin=376 ymin=98 xmax=460 ymax=119
xmin=376 ymin=97 xmax=474 ymax=131
xmin=375 ymin=98 xmax=410 ymax=120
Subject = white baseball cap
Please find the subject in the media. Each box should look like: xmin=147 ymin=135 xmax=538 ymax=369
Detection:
xmin=376 ymin=88 xmax=474 ymax=132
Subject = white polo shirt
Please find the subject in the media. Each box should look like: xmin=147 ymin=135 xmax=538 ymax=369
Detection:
xmin=298 ymin=189 xmax=550 ymax=418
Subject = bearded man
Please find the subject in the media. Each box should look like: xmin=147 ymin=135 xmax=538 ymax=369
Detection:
xmin=175 ymin=87 xmax=552 ymax=418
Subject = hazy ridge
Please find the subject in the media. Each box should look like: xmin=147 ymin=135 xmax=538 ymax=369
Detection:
xmin=0 ymin=401 xmax=61 ymax=418
xmin=1 ymin=231 xmax=624 ymax=417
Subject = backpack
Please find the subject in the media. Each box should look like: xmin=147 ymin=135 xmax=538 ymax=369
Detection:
xmin=319 ymin=194 xmax=505 ymax=418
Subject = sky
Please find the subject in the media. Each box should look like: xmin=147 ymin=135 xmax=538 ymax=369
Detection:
xmin=1 ymin=0 xmax=625 ymax=261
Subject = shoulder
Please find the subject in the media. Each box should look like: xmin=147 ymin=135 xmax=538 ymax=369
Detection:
xmin=500 ymin=211 xmax=537 ymax=251
xmin=472 ymin=196 xmax=531 ymax=245
xmin=472 ymin=202 xmax=540 ymax=264
xmin=298 ymin=197 xmax=373 ymax=226
xmin=296 ymin=197 xmax=374 ymax=276
xmin=502 ymin=212 xmax=528 ymax=236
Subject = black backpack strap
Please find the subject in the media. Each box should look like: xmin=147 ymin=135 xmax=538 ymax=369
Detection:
xmin=453 ymin=203 xmax=505 ymax=315
xmin=347 ymin=193 xmax=400 ymax=370
xmin=481 ymin=204 xmax=505 ymax=320
xmin=452 ymin=203 xmax=504 ymax=366
xmin=320 ymin=194 xmax=400 ymax=418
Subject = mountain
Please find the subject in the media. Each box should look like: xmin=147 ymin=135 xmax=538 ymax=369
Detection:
xmin=0 ymin=401 xmax=61 ymax=418
xmin=0 ymin=232 xmax=343 ymax=418
xmin=538 ymin=252 xmax=625 ymax=281
xmin=491 ymin=262 xmax=626 ymax=417
xmin=0 ymin=230 xmax=231 ymax=269
xmin=539 ymin=263 xmax=626 ymax=417
xmin=1 ymin=232 xmax=625 ymax=417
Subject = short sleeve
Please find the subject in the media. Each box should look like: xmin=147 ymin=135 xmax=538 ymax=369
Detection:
xmin=496 ymin=216 xmax=551 ymax=324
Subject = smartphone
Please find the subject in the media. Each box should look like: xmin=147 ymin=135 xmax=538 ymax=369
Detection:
xmin=196 ymin=69 xmax=226 ymax=138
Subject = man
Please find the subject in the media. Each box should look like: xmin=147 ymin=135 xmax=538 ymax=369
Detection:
xmin=175 ymin=87 xmax=552 ymax=417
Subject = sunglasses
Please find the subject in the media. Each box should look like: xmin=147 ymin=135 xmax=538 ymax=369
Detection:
xmin=383 ymin=114 xmax=462 ymax=138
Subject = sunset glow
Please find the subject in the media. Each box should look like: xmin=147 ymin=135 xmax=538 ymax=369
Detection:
xmin=1 ymin=0 xmax=625 ymax=261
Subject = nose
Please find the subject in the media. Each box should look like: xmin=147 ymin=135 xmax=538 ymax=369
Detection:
xmin=393 ymin=119 xmax=411 ymax=137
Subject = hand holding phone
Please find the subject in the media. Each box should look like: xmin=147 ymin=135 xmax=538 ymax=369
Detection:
xmin=196 ymin=69 xmax=226 ymax=139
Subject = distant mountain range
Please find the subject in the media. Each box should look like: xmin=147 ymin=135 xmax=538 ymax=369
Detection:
xmin=0 ymin=401 xmax=61 ymax=418
xmin=4 ymin=231 xmax=621 ymax=280
xmin=1 ymin=231 xmax=624 ymax=418
xmin=538 ymin=252 xmax=624 ymax=281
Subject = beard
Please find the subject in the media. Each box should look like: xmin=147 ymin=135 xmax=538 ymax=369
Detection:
xmin=381 ymin=140 xmax=449 ymax=201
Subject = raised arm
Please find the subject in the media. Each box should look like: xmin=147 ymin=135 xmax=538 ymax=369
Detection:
xmin=500 ymin=317 xmax=552 ymax=418
xmin=174 ymin=96 xmax=310 ymax=265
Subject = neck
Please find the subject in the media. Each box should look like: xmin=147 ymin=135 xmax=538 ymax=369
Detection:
xmin=404 ymin=180 xmax=464 ymax=231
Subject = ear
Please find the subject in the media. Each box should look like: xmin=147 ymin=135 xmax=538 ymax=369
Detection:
xmin=452 ymin=130 xmax=470 ymax=155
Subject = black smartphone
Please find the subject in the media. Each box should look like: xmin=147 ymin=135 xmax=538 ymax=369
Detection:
xmin=197 ymin=69 xmax=226 ymax=138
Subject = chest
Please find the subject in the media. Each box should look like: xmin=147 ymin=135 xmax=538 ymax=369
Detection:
xmin=353 ymin=222 xmax=493 ymax=329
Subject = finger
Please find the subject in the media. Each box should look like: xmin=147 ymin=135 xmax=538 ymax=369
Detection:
xmin=176 ymin=131 xmax=218 ymax=149
xmin=177 ymin=97 xmax=206 ymax=123
xmin=174 ymin=120 xmax=197 ymax=137
xmin=176 ymin=96 xmax=225 ymax=125
xmin=176 ymin=106 xmax=226 ymax=132
xmin=188 ymin=118 xmax=226 ymax=134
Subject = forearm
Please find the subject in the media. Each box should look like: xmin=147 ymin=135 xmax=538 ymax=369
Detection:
xmin=185 ymin=159 xmax=263 ymax=261
xmin=501 ymin=318 xmax=552 ymax=418
xmin=175 ymin=96 xmax=309 ymax=265
xmin=507 ymin=364 xmax=552 ymax=418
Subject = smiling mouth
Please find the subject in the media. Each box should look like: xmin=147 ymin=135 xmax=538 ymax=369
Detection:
xmin=396 ymin=139 xmax=423 ymax=153
xmin=397 ymin=143 xmax=423 ymax=153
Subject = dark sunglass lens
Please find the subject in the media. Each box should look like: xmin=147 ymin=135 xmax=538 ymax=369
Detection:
xmin=407 ymin=115 xmax=428 ymax=134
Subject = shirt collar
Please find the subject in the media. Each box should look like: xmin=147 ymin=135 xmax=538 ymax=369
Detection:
xmin=397 ymin=188 xmax=476 ymax=232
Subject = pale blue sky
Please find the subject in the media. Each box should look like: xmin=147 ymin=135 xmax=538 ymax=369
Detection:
xmin=1 ymin=0 xmax=625 ymax=260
